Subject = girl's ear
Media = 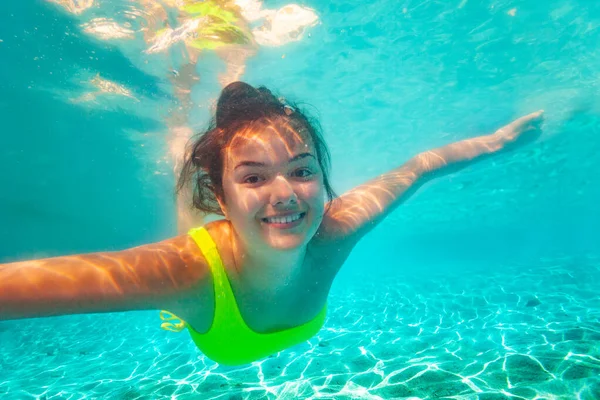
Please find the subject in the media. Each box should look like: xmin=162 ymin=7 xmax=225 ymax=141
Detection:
xmin=216 ymin=195 xmax=228 ymax=220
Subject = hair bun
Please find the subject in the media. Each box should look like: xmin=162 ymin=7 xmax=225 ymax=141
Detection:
xmin=216 ymin=82 xmax=259 ymax=127
xmin=216 ymin=81 xmax=282 ymax=128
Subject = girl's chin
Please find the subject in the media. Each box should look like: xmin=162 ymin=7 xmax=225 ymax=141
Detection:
xmin=262 ymin=232 xmax=309 ymax=250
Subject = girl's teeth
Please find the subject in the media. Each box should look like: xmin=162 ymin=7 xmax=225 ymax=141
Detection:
xmin=265 ymin=213 xmax=303 ymax=224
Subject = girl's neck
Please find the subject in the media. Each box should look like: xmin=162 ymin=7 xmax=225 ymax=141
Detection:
xmin=230 ymin=229 xmax=307 ymax=291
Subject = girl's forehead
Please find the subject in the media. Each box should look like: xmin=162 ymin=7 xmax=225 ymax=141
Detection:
xmin=228 ymin=119 xmax=314 ymax=155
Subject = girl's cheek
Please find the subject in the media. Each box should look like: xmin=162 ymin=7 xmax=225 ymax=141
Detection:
xmin=302 ymin=181 xmax=325 ymax=200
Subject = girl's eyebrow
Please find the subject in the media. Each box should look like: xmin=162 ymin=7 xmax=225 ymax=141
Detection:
xmin=290 ymin=152 xmax=315 ymax=162
xmin=234 ymin=153 xmax=315 ymax=170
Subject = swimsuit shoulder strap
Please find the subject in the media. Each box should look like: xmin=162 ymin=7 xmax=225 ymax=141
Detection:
xmin=188 ymin=227 xmax=223 ymax=275
xmin=187 ymin=226 xmax=244 ymax=329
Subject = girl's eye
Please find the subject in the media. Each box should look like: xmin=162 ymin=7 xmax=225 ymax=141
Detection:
xmin=294 ymin=168 xmax=313 ymax=178
xmin=244 ymin=175 xmax=263 ymax=184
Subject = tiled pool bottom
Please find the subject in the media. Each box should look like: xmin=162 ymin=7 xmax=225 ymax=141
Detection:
xmin=1 ymin=255 xmax=599 ymax=399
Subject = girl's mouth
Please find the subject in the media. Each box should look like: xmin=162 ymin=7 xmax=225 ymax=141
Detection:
xmin=261 ymin=212 xmax=306 ymax=228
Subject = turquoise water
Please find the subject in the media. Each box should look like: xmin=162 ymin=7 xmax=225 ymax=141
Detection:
xmin=1 ymin=0 xmax=600 ymax=398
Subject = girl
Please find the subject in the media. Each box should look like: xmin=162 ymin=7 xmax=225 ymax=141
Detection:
xmin=0 ymin=82 xmax=544 ymax=365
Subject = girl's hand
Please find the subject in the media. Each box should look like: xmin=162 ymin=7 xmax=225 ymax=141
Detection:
xmin=494 ymin=110 xmax=545 ymax=147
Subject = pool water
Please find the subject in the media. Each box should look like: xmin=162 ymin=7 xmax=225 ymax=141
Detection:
xmin=1 ymin=0 xmax=599 ymax=398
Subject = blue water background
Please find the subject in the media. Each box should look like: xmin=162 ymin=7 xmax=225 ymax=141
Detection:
xmin=1 ymin=0 xmax=599 ymax=268
xmin=1 ymin=0 xmax=599 ymax=398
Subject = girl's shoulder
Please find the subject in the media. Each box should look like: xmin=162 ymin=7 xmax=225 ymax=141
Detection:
xmin=201 ymin=219 xmax=232 ymax=242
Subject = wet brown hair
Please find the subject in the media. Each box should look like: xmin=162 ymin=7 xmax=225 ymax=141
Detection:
xmin=177 ymin=81 xmax=336 ymax=216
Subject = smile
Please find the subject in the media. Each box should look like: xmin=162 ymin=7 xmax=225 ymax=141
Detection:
xmin=261 ymin=212 xmax=306 ymax=225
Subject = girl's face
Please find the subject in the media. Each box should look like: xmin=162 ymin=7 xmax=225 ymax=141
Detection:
xmin=219 ymin=118 xmax=325 ymax=251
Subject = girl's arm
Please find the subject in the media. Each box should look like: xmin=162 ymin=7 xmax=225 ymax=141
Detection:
xmin=320 ymin=111 xmax=544 ymax=241
xmin=0 ymin=235 xmax=209 ymax=321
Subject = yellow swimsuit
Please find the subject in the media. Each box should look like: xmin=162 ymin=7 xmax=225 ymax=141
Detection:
xmin=160 ymin=227 xmax=327 ymax=366
xmin=181 ymin=0 xmax=253 ymax=50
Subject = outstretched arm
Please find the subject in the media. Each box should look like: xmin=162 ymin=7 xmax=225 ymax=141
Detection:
xmin=0 ymin=235 xmax=208 ymax=321
xmin=320 ymin=111 xmax=544 ymax=241
xmin=415 ymin=110 xmax=544 ymax=176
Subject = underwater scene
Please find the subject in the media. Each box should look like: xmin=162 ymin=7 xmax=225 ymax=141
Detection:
xmin=1 ymin=0 xmax=599 ymax=399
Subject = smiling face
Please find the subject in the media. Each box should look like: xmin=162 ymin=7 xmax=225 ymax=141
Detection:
xmin=219 ymin=117 xmax=326 ymax=251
